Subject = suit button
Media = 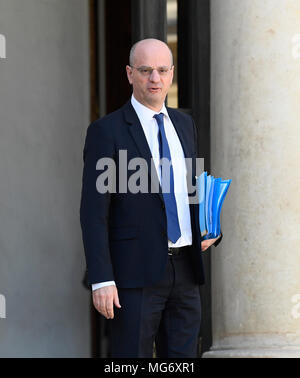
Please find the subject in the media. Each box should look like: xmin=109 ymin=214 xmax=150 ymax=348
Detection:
xmin=161 ymin=203 xmax=165 ymax=210
xmin=162 ymin=230 xmax=167 ymax=237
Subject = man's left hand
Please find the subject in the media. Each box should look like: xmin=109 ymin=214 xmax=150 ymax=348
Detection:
xmin=201 ymin=235 xmax=221 ymax=252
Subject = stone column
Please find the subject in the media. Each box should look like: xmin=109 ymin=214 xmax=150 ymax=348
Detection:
xmin=0 ymin=0 xmax=91 ymax=357
xmin=204 ymin=0 xmax=300 ymax=357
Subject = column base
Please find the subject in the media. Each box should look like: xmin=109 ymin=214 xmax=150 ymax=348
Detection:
xmin=203 ymin=348 xmax=300 ymax=358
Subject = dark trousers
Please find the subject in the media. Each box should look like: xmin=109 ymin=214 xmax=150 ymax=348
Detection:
xmin=109 ymin=249 xmax=201 ymax=358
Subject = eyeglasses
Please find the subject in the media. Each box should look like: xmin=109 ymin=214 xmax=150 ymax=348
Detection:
xmin=130 ymin=66 xmax=173 ymax=77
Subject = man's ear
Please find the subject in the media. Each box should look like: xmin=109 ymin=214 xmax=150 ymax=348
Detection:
xmin=126 ymin=65 xmax=133 ymax=85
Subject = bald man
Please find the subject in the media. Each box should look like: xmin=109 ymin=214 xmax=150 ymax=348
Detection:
xmin=80 ymin=39 xmax=222 ymax=358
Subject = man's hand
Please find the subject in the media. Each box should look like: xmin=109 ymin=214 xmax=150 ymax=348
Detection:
xmin=92 ymin=285 xmax=121 ymax=319
xmin=201 ymin=235 xmax=221 ymax=252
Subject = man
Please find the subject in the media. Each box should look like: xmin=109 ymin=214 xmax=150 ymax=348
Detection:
xmin=80 ymin=39 xmax=222 ymax=358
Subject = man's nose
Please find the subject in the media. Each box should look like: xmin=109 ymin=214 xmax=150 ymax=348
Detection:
xmin=149 ymin=69 xmax=160 ymax=82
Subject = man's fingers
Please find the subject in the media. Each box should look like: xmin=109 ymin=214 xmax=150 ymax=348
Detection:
xmin=201 ymin=235 xmax=220 ymax=252
xmin=201 ymin=241 xmax=208 ymax=251
xmin=107 ymin=287 xmax=122 ymax=318
xmin=93 ymin=293 xmax=108 ymax=319
xmin=113 ymin=289 xmax=121 ymax=309
xmin=106 ymin=294 xmax=115 ymax=319
xmin=92 ymin=286 xmax=121 ymax=319
xmin=93 ymin=288 xmax=109 ymax=319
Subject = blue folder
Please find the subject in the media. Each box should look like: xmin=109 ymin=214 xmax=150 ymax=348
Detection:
xmin=196 ymin=172 xmax=231 ymax=240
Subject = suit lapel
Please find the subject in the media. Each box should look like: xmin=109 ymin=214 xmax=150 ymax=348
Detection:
xmin=167 ymin=107 xmax=192 ymax=159
xmin=123 ymin=102 xmax=164 ymax=204
xmin=123 ymin=102 xmax=195 ymax=204
xmin=168 ymin=107 xmax=196 ymax=182
xmin=167 ymin=107 xmax=197 ymax=208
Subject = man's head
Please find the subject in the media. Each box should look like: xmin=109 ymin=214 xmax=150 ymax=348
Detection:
xmin=126 ymin=39 xmax=174 ymax=111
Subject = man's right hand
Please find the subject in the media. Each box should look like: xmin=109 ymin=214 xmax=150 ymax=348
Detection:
xmin=92 ymin=285 xmax=121 ymax=319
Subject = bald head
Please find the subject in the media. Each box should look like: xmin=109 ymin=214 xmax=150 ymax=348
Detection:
xmin=126 ymin=38 xmax=174 ymax=111
xmin=129 ymin=39 xmax=173 ymax=67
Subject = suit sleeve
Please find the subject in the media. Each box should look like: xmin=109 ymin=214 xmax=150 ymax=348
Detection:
xmin=80 ymin=121 xmax=116 ymax=286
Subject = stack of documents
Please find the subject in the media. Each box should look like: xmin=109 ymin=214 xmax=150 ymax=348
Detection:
xmin=196 ymin=172 xmax=231 ymax=239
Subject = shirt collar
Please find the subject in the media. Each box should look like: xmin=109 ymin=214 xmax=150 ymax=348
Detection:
xmin=131 ymin=95 xmax=169 ymax=123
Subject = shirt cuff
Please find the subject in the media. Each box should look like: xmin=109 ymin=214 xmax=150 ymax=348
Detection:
xmin=92 ymin=281 xmax=116 ymax=291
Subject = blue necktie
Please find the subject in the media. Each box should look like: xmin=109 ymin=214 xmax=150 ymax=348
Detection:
xmin=154 ymin=113 xmax=181 ymax=244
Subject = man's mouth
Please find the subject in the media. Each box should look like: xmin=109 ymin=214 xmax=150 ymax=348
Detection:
xmin=148 ymin=87 xmax=161 ymax=93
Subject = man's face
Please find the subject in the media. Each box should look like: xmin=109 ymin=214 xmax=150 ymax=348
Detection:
xmin=126 ymin=42 xmax=174 ymax=111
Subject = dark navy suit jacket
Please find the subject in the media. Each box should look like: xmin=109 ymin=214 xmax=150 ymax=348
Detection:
xmin=80 ymin=101 xmax=221 ymax=288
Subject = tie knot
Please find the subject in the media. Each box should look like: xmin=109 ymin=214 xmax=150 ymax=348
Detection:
xmin=154 ymin=113 xmax=164 ymax=124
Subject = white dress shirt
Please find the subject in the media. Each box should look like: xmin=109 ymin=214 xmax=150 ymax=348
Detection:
xmin=92 ymin=95 xmax=192 ymax=291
